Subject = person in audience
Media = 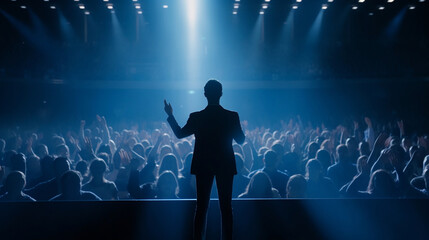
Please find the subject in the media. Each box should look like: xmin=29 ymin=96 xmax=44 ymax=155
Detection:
xmin=0 ymin=171 xmax=35 ymax=202
xmin=286 ymin=174 xmax=307 ymax=198
xmin=249 ymin=150 xmax=289 ymax=197
xmin=327 ymin=145 xmax=356 ymax=190
xmin=155 ymin=170 xmax=179 ymax=199
xmin=305 ymin=159 xmax=337 ymax=198
xmin=82 ymin=159 xmax=118 ymax=200
xmin=50 ymin=170 xmax=101 ymax=201
xmin=25 ymin=157 xmax=70 ymax=200
xmin=239 ymin=171 xmax=280 ymax=198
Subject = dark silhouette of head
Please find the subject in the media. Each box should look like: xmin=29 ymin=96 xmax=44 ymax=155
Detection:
xmin=286 ymin=174 xmax=307 ymax=198
xmin=54 ymin=157 xmax=71 ymax=178
xmin=336 ymin=144 xmax=349 ymax=163
xmin=204 ymin=79 xmax=222 ymax=104
xmin=10 ymin=153 xmax=26 ymax=174
xmin=156 ymin=170 xmax=179 ymax=199
xmin=4 ymin=171 xmax=26 ymax=194
xmin=89 ymin=159 xmax=107 ymax=179
xmin=263 ymin=150 xmax=278 ymax=169
xmin=305 ymin=159 xmax=323 ymax=180
xmin=367 ymin=170 xmax=396 ymax=197
xmin=159 ymin=153 xmax=179 ymax=178
xmin=245 ymin=171 xmax=273 ymax=198
xmin=60 ymin=170 xmax=82 ymax=196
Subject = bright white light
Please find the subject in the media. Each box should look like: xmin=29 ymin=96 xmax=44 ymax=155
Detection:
xmin=44 ymin=0 xmax=49 ymax=2
xmin=322 ymin=4 xmax=328 ymax=9
xmin=296 ymin=0 xmax=302 ymax=2
xmin=107 ymin=5 xmax=113 ymax=9
xmin=387 ymin=0 xmax=394 ymax=3
xmin=135 ymin=4 xmax=141 ymax=9
xmin=163 ymin=5 xmax=168 ymax=8
xmin=234 ymin=4 xmax=239 ymax=9
xmin=85 ymin=11 xmax=90 ymax=15
xmin=50 ymin=6 xmax=56 ymax=9
xmin=328 ymin=0 xmax=334 ymax=2
xmin=262 ymin=5 xmax=268 ymax=9
xmin=235 ymin=0 xmax=240 ymax=2
xmin=379 ymin=6 xmax=385 ymax=10
xmin=409 ymin=5 xmax=415 ymax=9
xmin=20 ymin=5 xmax=26 ymax=9
xmin=292 ymin=5 xmax=298 ymax=9
xmin=259 ymin=11 xmax=264 ymax=14
xmin=419 ymin=0 xmax=425 ymax=2
xmin=74 ymin=0 xmax=79 ymax=2
xmin=265 ymin=0 xmax=271 ymax=2
xmin=137 ymin=11 xmax=143 ymax=14
xmin=79 ymin=5 xmax=85 ymax=9
xmin=352 ymin=6 xmax=358 ymax=10
xmin=232 ymin=11 xmax=237 ymax=14
xmin=103 ymin=0 xmax=109 ymax=2
xmin=133 ymin=0 xmax=138 ymax=2
xmin=358 ymin=0 xmax=365 ymax=2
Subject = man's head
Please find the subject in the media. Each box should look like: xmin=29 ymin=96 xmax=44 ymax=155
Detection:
xmin=204 ymin=79 xmax=222 ymax=102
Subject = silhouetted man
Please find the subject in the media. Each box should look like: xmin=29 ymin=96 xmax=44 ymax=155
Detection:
xmin=164 ymin=79 xmax=245 ymax=240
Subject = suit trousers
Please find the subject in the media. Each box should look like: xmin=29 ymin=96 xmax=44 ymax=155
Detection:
xmin=194 ymin=173 xmax=234 ymax=240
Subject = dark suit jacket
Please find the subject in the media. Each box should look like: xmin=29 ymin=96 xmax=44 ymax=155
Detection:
xmin=167 ymin=105 xmax=245 ymax=175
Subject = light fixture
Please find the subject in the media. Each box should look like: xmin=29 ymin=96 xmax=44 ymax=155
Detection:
xmin=352 ymin=6 xmax=358 ymax=10
xmin=378 ymin=6 xmax=385 ymax=10
xmin=322 ymin=4 xmax=328 ymax=9
xmin=259 ymin=11 xmax=265 ymax=14
xmin=163 ymin=5 xmax=168 ymax=8
xmin=409 ymin=5 xmax=415 ymax=9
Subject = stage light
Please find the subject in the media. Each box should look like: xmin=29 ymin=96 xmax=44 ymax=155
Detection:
xmin=163 ymin=5 xmax=168 ymax=8
xmin=85 ymin=11 xmax=90 ymax=15
xmin=20 ymin=5 xmax=26 ymax=9
xmin=50 ymin=6 xmax=56 ymax=9
xmin=352 ymin=6 xmax=358 ymax=10
xmin=296 ymin=0 xmax=302 ymax=2
xmin=235 ymin=0 xmax=240 ymax=2
xmin=133 ymin=0 xmax=138 ymax=2
xmin=234 ymin=4 xmax=239 ymax=9
xmin=369 ymin=12 xmax=374 ymax=15
xmin=103 ymin=0 xmax=109 ymax=2
xmin=379 ymin=6 xmax=385 ymax=10
xmin=44 ymin=0 xmax=49 ymax=2
xmin=419 ymin=0 xmax=425 ymax=2
xmin=388 ymin=0 xmax=394 ymax=3
xmin=79 ymin=5 xmax=85 ymax=9
xmin=322 ymin=4 xmax=328 ymax=9
xmin=359 ymin=0 xmax=365 ymax=2
xmin=409 ymin=5 xmax=415 ymax=9
xmin=107 ymin=4 xmax=113 ymax=10
xmin=74 ymin=0 xmax=79 ymax=2
xmin=137 ymin=10 xmax=143 ymax=14
xmin=292 ymin=5 xmax=298 ymax=9
xmin=328 ymin=0 xmax=334 ymax=2
xmin=265 ymin=0 xmax=271 ymax=2
xmin=232 ymin=11 xmax=237 ymax=14
xmin=135 ymin=4 xmax=141 ymax=9
xmin=262 ymin=4 xmax=268 ymax=9
xmin=259 ymin=11 xmax=265 ymax=14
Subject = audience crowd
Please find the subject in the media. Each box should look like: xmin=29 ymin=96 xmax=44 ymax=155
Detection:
xmin=0 ymin=115 xmax=428 ymax=201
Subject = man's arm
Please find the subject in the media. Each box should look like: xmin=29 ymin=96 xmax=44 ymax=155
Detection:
xmin=164 ymin=100 xmax=195 ymax=139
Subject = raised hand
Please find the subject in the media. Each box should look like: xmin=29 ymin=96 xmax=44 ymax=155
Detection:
xmin=364 ymin=117 xmax=372 ymax=128
xmin=164 ymin=99 xmax=173 ymax=117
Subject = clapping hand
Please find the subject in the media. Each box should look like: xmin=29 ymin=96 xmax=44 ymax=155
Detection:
xmin=164 ymin=100 xmax=173 ymax=117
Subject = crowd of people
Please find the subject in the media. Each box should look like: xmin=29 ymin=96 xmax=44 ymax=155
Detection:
xmin=0 ymin=115 xmax=428 ymax=201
